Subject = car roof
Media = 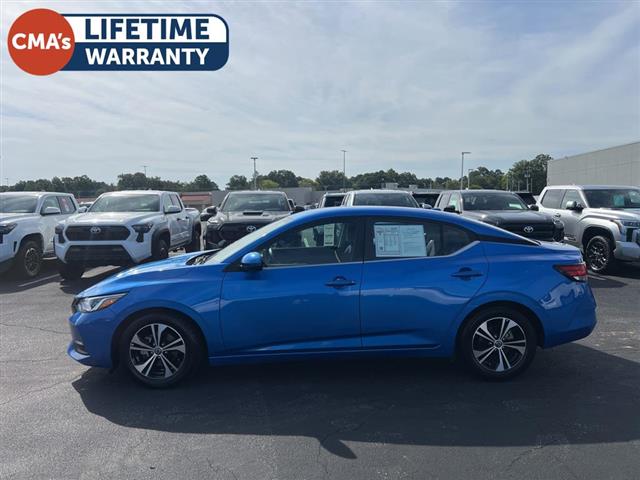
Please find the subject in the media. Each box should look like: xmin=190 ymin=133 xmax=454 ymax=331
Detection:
xmin=323 ymin=192 xmax=345 ymax=197
xmin=544 ymin=185 xmax=639 ymax=190
xmin=351 ymin=189 xmax=413 ymax=195
xmin=0 ymin=191 xmax=65 ymax=197
xmin=226 ymin=190 xmax=286 ymax=195
xmin=441 ymin=189 xmax=518 ymax=195
xmin=102 ymin=190 xmax=168 ymax=195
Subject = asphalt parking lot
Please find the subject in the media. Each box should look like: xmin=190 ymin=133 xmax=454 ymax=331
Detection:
xmin=1 ymin=260 xmax=639 ymax=480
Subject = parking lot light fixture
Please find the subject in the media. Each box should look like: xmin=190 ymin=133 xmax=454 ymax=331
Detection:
xmin=341 ymin=150 xmax=347 ymax=191
xmin=251 ymin=156 xmax=258 ymax=190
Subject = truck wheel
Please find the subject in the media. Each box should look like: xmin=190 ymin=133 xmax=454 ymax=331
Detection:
xmin=585 ymin=235 xmax=615 ymax=274
xmin=13 ymin=239 xmax=42 ymax=279
xmin=57 ymin=261 xmax=84 ymax=281
xmin=184 ymin=226 xmax=201 ymax=253
xmin=152 ymin=237 xmax=169 ymax=261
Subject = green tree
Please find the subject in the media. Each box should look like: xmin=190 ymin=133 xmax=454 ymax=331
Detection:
xmin=266 ymin=170 xmax=298 ymax=188
xmin=316 ymin=170 xmax=350 ymax=190
xmin=505 ymin=154 xmax=550 ymax=194
xmin=226 ymin=175 xmax=250 ymax=190
xmin=297 ymin=177 xmax=317 ymax=188
xmin=187 ymin=174 xmax=218 ymax=191
xmin=259 ymin=179 xmax=279 ymax=189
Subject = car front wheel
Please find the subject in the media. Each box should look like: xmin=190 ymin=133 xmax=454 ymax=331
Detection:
xmin=585 ymin=235 xmax=615 ymax=273
xmin=460 ymin=307 xmax=537 ymax=380
xmin=13 ymin=239 xmax=42 ymax=278
xmin=120 ymin=312 xmax=203 ymax=388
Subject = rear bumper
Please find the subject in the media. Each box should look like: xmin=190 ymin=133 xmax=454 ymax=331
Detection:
xmin=543 ymin=285 xmax=598 ymax=348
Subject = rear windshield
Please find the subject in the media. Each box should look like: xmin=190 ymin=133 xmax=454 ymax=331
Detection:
xmin=462 ymin=192 xmax=527 ymax=211
xmin=0 ymin=195 xmax=38 ymax=213
xmin=90 ymin=194 xmax=160 ymax=212
xmin=353 ymin=193 xmax=418 ymax=207
xmin=583 ymin=189 xmax=640 ymax=209
xmin=322 ymin=195 xmax=345 ymax=207
xmin=222 ymin=193 xmax=289 ymax=212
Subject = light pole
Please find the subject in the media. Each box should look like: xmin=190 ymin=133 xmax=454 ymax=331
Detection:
xmin=524 ymin=168 xmax=531 ymax=192
xmin=341 ymin=150 xmax=347 ymax=191
xmin=141 ymin=165 xmax=148 ymax=176
xmin=460 ymin=152 xmax=471 ymax=190
xmin=250 ymin=157 xmax=258 ymax=190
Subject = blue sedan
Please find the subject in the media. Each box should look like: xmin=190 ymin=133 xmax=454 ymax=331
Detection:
xmin=67 ymin=207 xmax=596 ymax=387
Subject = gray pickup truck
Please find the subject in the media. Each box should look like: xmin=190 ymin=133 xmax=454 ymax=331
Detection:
xmin=538 ymin=185 xmax=640 ymax=273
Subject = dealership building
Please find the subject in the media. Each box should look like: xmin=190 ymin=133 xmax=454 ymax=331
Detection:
xmin=547 ymin=141 xmax=640 ymax=186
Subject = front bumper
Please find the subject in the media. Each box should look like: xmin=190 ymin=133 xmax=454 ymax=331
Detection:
xmin=67 ymin=311 xmax=117 ymax=368
xmin=56 ymin=239 xmax=151 ymax=266
xmin=205 ymin=221 xmax=270 ymax=248
xmin=614 ymin=230 xmax=640 ymax=261
xmin=0 ymin=232 xmax=17 ymax=264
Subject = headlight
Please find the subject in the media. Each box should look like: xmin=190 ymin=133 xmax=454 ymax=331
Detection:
xmin=0 ymin=223 xmax=17 ymax=234
xmin=613 ymin=220 xmax=640 ymax=233
xmin=74 ymin=293 xmax=127 ymax=313
xmin=132 ymin=223 xmax=153 ymax=233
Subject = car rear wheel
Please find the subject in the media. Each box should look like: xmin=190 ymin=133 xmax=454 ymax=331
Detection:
xmin=585 ymin=235 xmax=615 ymax=273
xmin=120 ymin=312 xmax=203 ymax=388
xmin=57 ymin=261 xmax=85 ymax=281
xmin=460 ymin=307 xmax=537 ymax=380
xmin=12 ymin=239 xmax=42 ymax=279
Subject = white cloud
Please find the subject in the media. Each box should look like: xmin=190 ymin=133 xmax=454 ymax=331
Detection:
xmin=1 ymin=0 xmax=638 ymax=187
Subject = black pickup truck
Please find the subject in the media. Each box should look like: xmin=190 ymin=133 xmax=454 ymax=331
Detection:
xmin=435 ymin=189 xmax=564 ymax=242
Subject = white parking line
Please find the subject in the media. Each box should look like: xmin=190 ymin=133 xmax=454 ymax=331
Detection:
xmin=18 ymin=273 xmax=60 ymax=288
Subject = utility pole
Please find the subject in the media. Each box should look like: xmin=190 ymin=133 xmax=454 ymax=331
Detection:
xmin=460 ymin=152 xmax=471 ymax=190
xmin=142 ymin=165 xmax=148 ymax=176
xmin=251 ymin=157 xmax=258 ymax=190
xmin=341 ymin=150 xmax=347 ymax=191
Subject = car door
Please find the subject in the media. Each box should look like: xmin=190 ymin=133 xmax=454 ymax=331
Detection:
xmin=162 ymin=194 xmax=182 ymax=246
xmin=557 ymin=189 xmax=584 ymax=244
xmin=539 ymin=188 xmax=566 ymax=240
xmin=39 ymin=195 xmax=62 ymax=255
xmin=171 ymin=194 xmax=191 ymax=244
xmin=360 ymin=216 xmax=487 ymax=349
xmin=49 ymin=195 xmax=77 ymax=254
xmin=219 ymin=217 xmax=364 ymax=354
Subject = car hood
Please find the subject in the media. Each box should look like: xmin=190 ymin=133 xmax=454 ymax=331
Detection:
xmin=464 ymin=210 xmax=554 ymax=225
xmin=210 ymin=211 xmax=290 ymax=224
xmin=65 ymin=212 xmax=159 ymax=225
xmin=78 ymin=251 xmax=224 ymax=298
xmin=0 ymin=213 xmax=38 ymax=223
xmin=585 ymin=208 xmax=640 ymax=220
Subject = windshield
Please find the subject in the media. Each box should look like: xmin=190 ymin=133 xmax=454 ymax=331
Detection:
xmin=206 ymin=214 xmax=296 ymax=264
xmin=583 ymin=189 xmax=640 ymax=209
xmin=353 ymin=192 xmax=418 ymax=207
xmin=89 ymin=194 xmax=160 ymax=212
xmin=322 ymin=195 xmax=344 ymax=207
xmin=0 ymin=195 xmax=38 ymax=213
xmin=462 ymin=192 xmax=528 ymax=211
xmin=222 ymin=193 xmax=289 ymax=212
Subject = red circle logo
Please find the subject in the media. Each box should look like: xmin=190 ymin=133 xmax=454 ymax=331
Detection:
xmin=8 ymin=8 xmax=75 ymax=76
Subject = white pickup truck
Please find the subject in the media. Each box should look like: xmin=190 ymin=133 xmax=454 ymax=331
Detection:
xmin=55 ymin=190 xmax=201 ymax=280
xmin=0 ymin=191 xmax=79 ymax=278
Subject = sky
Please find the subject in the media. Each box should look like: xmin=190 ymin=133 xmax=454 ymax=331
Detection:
xmin=1 ymin=0 xmax=639 ymax=188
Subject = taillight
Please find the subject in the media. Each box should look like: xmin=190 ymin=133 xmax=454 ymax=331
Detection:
xmin=554 ymin=263 xmax=588 ymax=282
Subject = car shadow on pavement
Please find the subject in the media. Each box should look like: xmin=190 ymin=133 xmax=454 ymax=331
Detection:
xmin=72 ymin=343 xmax=640 ymax=458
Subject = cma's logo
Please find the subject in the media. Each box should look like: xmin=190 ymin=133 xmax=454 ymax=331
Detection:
xmin=11 ymin=32 xmax=72 ymax=50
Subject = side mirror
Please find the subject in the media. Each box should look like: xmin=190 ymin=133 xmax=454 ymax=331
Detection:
xmin=240 ymin=252 xmax=263 ymax=272
xmin=421 ymin=203 xmax=432 ymax=209
xmin=77 ymin=206 xmax=87 ymax=213
xmin=42 ymin=206 xmax=61 ymax=216
xmin=206 ymin=206 xmax=217 ymax=215
xmin=200 ymin=213 xmax=212 ymax=222
xmin=565 ymin=201 xmax=584 ymax=211
xmin=165 ymin=205 xmax=181 ymax=214
xmin=529 ymin=204 xmax=539 ymax=211
xmin=294 ymin=205 xmax=305 ymax=213
xmin=443 ymin=205 xmax=458 ymax=214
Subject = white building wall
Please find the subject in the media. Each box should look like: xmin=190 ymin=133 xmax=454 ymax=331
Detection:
xmin=548 ymin=142 xmax=640 ymax=186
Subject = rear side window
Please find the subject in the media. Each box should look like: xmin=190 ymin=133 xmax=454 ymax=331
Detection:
xmin=541 ymin=189 xmax=565 ymax=208
xmin=57 ymin=196 xmax=76 ymax=214
xmin=367 ymin=219 xmax=474 ymax=259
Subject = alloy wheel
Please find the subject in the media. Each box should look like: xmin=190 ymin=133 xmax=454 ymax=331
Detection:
xmin=24 ymin=247 xmax=40 ymax=276
xmin=586 ymin=239 xmax=609 ymax=271
xmin=472 ymin=317 xmax=526 ymax=373
xmin=129 ymin=323 xmax=186 ymax=379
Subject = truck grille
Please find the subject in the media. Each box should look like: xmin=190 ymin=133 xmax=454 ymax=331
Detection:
xmin=501 ymin=223 xmax=556 ymax=240
xmin=65 ymin=226 xmax=130 ymax=241
xmin=218 ymin=223 xmax=266 ymax=243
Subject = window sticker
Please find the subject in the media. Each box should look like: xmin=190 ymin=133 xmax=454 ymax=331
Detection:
xmin=324 ymin=223 xmax=336 ymax=246
xmin=613 ymin=195 xmax=625 ymax=207
xmin=374 ymin=224 xmax=426 ymax=257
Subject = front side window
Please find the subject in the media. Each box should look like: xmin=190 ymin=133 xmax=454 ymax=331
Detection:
xmin=437 ymin=193 xmax=450 ymax=209
xmin=583 ymin=189 xmax=640 ymax=209
xmin=448 ymin=193 xmax=461 ymax=210
xmin=541 ymin=189 xmax=564 ymax=209
xmin=562 ymin=190 xmax=583 ymax=208
xmin=461 ymin=192 xmax=527 ymax=211
xmin=0 ymin=195 xmax=38 ymax=213
xmin=90 ymin=194 xmax=160 ymax=213
xmin=368 ymin=219 xmax=474 ymax=259
xmin=170 ymin=194 xmax=183 ymax=210
xmin=57 ymin=196 xmax=76 ymax=214
xmin=40 ymin=196 xmax=59 ymax=213
xmin=258 ymin=220 xmax=360 ymax=267
xmin=222 ymin=193 xmax=289 ymax=212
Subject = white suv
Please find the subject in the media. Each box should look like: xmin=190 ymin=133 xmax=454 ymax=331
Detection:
xmin=55 ymin=190 xmax=201 ymax=280
xmin=0 ymin=192 xmax=79 ymax=278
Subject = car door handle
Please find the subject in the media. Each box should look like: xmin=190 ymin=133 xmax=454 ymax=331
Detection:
xmin=554 ymin=213 xmax=562 ymax=218
xmin=325 ymin=276 xmax=356 ymax=288
xmin=451 ymin=268 xmax=483 ymax=279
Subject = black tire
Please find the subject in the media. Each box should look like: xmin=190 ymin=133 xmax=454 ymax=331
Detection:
xmin=184 ymin=226 xmax=201 ymax=253
xmin=152 ymin=237 xmax=169 ymax=261
xmin=57 ymin=261 xmax=85 ymax=281
xmin=585 ymin=235 xmax=615 ymax=274
xmin=12 ymin=239 xmax=42 ymax=279
xmin=460 ymin=306 xmax=537 ymax=381
xmin=119 ymin=312 xmax=204 ymax=388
